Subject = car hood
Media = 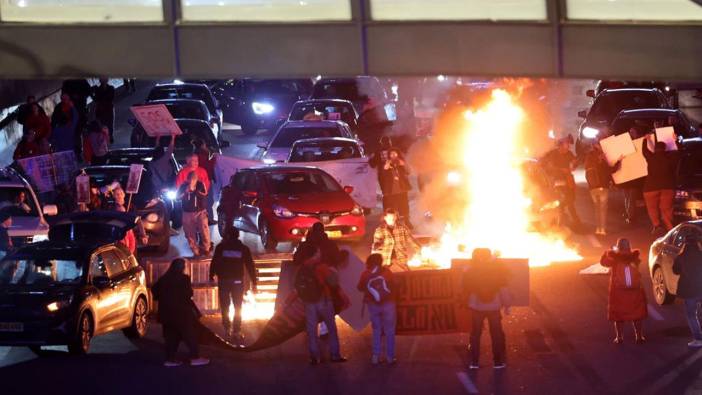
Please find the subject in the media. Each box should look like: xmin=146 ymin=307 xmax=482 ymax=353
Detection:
xmin=8 ymin=216 xmax=49 ymax=237
xmin=262 ymin=148 xmax=291 ymax=163
xmin=272 ymin=191 xmax=355 ymax=213
xmin=0 ymin=285 xmax=76 ymax=312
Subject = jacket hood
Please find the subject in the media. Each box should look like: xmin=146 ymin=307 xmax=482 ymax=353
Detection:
xmin=606 ymin=249 xmax=640 ymax=263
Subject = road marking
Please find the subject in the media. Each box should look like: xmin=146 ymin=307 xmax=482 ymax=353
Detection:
xmin=456 ymin=372 xmax=479 ymax=394
xmin=408 ymin=337 xmax=420 ymax=361
xmin=647 ymin=304 xmax=665 ymax=321
xmin=587 ymin=235 xmax=603 ymax=249
xmin=644 ymin=349 xmax=702 ymax=395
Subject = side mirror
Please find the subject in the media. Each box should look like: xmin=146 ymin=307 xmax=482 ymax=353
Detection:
xmin=586 ymin=89 xmax=596 ymax=98
xmin=42 ymin=204 xmax=58 ymax=216
xmin=578 ymin=110 xmax=587 ymax=119
xmin=256 ymin=142 xmax=268 ymax=150
xmin=242 ymin=190 xmax=258 ymax=198
xmin=343 ymin=185 xmax=354 ymax=194
xmin=219 ymin=140 xmax=230 ymax=148
xmin=93 ymin=276 xmax=111 ymax=289
xmin=128 ymin=119 xmax=137 ymax=127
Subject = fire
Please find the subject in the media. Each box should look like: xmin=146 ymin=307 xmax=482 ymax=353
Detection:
xmin=411 ymin=89 xmax=581 ymax=268
xmin=229 ymin=290 xmax=276 ymax=323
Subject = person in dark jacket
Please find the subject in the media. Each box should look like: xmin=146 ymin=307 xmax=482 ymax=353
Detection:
xmin=152 ymin=258 xmax=210 ymax=367
xmin=376 ymin=148 xmax=412 ymax=227
xmin=673 ymin=236 xmax=702 ymax=348
xmin=50 ymin=93 xmax=79 ymax=154
xmin=209 ymin=227 xmax=257 ymax=343
xmin=92 ymin=78 xmax=115 ymax=143
xmin=293 ymin=222 xmax=346 ymax=268
xmin=357 ymin=253 xmax=396 ymax=365
xmin=584 ymin=144 xmax=621 ymax=235
xmin=0 ymin=209 xmax=13 ymax=257
xmin=542 ymin=137 xmax=581 ymax=228
xmin=642 ymin=136 xmax=679 ymax=233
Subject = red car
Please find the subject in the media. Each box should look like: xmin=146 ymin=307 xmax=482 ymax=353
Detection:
xmin=217 ymin=166 xmax=366 ymax=250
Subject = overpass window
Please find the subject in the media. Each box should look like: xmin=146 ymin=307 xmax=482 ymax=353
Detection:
xmin=0 ymin=0 xmax=163 ymax=23
xmin=566 ymin=0 xmax=702 ymax=21
xmin=180 ymin=0 xmax=351 ymax=21
xmin=370 ymin=0 xmax=547 ymax=21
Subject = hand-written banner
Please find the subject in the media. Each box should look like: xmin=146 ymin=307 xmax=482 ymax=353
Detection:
xmin=17 ymin=151 xmax=78 ymax=193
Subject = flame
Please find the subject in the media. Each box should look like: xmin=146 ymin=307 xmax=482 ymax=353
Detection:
xmin=410 ymin=89 xmax=581 ymax=268
xmin=228 ymin=290 xmax=276 ymax=323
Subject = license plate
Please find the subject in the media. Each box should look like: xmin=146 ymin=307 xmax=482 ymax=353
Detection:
xmin=325 ymin=231 xmax=342 ymax=239
xmin=0 ymin=322 xmax=23 ymax=332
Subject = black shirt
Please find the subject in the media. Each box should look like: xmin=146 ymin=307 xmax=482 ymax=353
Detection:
xmin=210 ymin=239 xmax=256 ymax=283
xmin=179 ymin=181 xmax=207 ymax=212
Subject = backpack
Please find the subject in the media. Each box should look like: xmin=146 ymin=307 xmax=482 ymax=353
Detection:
xmin=295 ymin=265 xmax=323 ymax=303
xmin=367 ymin=272 xmax=392 ymax=303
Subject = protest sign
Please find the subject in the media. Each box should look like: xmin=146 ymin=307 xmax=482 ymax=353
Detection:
xmin=612 ymin=137 xmax=648 ymax=184
xmin=17 ymin=151 xmax=78 ymax=193
xmin=76 ymin=174 xmax=90 ymax=204
xmin=655 ymin=126 xmax=678 ymax=151
xmin=130 ymin=104 xmax=183 ymax=137
xmin=126 ymin=164 xmax=144 ymax=194
xmin=599 ymin=133 xmax=636 ymax=167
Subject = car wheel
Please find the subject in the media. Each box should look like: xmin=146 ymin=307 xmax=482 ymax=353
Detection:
xmin=652 ymin=266 xmax=675 ymax=305
xmin=259 ymin=219 xmax=277 ymax=252
xmin=68 ymin=312 xmax=93 ymax=355
xmin=241 ymin=122 xmax=258 ymax=136
xmin=123 ymin=296 xmax=149 ymax=339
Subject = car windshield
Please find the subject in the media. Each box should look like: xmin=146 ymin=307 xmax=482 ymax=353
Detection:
xmin=271 ymin=126 xmax=342 ymax=148
xmin=143 ymin=124 xmax=216 ymax=150
xmin=289 ymin=141 xmax=361 ymax=162
xmin=265 ymin=171 xmax=341 ymax=195
xmin=164 ymin=102 xmax=207 ymax=121
xmin=85 ymin=170 xmax=155 ymax=205
xmin=0 ymin=259 xmax=83 ymax=286
xmin=0 ymin=187 xmax=39 ymax=217
xmin=313 ymin=82 xmax=361 ymax=101
xmin=148 ymin=87 xmax=214 ymax=110
xmin=246 ymin=80 xmax=309 ymax=96
xmin=589 ymin=92 xmax=665 ymax=121
xmin=290 ymin=103 xmax=356 ymax=125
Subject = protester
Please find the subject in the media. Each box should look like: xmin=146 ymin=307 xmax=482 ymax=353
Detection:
xmin=152 ymin=258 xmax=210 ymax=367
xmin=109 ymin=186 xmax=148 ymax=254
xmin=294 ymin=222 xmax=344 ymax=268
xmin=92 ymin=78 xmax=116 ymax=143
xmin=13 ymin=129 xmax=41 ymax=161
xmin=584 ymin=144 xmax=621 ymax=235
xmin=23 ymin=102 xmax=51 ymax=141
xmin=15 ymin=96 xmax=39 ymax=128
xmin=294 ymin=243 xmax=346 ymax=365
xmin=148 ymin=134 xmax=177 ymax=194
xmin=209 ymin=227 xmax=257 ymax=344
xmin=176 ymin=153 xmax=211 ymax=195
xmin=178 ymin=171 xmax=211 ymax=257
xmin=192 ymin=139 xmax=217 ymax=225
xmin=372 ymin=208 xmax=420 ymax=272
xmin=642 ymin=136 xmax=679 ymax=234
xmin=54 ymin=183 xmax=77 ymax=215
xmin=0 ymin=209 xmax=13 ymax=258
xmin=600 ymin=238 xmax=647 ymax=344
xmin=378 ymin=148 xmax=412 ymax=226
xmin=463 ymin=248 xmax=510 ymax=370
xmin=542 ymin=136 xmax=581 ymax=228
xmin=84 ymin=121 xmax=109 ymax=165
xmin=15 ymin=191 xmax=31 ymax=214
xmin=673 ymin=235 xmax=702 ymax=348
xmin=61 ymin=79 xmax=92 ymax=157
xmin=50 ymin=93 xmax=79 ymax=154
xmin=357 ymin=253 xmax=396 ymax=365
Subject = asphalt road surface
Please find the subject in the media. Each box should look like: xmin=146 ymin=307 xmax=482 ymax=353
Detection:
xmin=1 ymin=81 xmax=700 ymax=395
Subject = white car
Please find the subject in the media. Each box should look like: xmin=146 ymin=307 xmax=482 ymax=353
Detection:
xmin=258 ymin=120 xmax=356 ymax=163
xmin=0 ymin=168 xmax=57 ymax=246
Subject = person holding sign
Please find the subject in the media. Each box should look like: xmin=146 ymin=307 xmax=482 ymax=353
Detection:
xmin=642 ymin=135 xmax=680 ymax=233
xmin=585 ymin=145 xmax=621 ymax=236
xmin=178 ymin=171 xmax=211 ymax=257
xmin=357 ymin=253 xmax=396 ymax=365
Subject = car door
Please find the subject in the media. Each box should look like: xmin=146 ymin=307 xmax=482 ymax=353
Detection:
xmin=89 ymin=251 xmax=122 ymax=332
xmin=100 ymin=248 xmax=133 ymax=329
xmin=240 ymin=172 xmax=263 ymax=233
xmin=113 ymin=248 xmax=141 ymax=325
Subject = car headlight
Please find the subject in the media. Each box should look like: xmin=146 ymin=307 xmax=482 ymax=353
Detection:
xmin=582 ymin=127 xmax=600 ymax=139
xmin=252 ymin=102 xmax=275 ymax=115
xmin=676 ymin=190 xmax=690 ymax=199
xmin=351 ymin=205 xmax=363 ymax=216
xmin=146 ymin=213 xmax=160 ymax=223
xmin=262 ymin=158 xmax=277 ymax=165
xmin=446 ymin=171 xmax=462 ymax=186
xmin=32 ymin=234 xmax=49 ymax=243
xmin=46 ymin=297 xmax=72 ymax=312
xmin=165 ymin=189 xmax=177 ymax=201
xmin=272 ymin=204 xmax=295 ymax=218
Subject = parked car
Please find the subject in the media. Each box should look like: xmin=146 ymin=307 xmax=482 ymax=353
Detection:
xmin=0 ymin=211 xmax=150 ymax=355
xmin=143 ymin=99 xmax=221 ymax=138
xmin=288 ymin=99 xmax=359 ymax=132
xmin=147 ymin=82 xmax=222 ymax=132
xmin=213 ymin=78 xmax=313 ymax=135
xmin=82 ymin=166 xmax=171 ymax=253
xmin=217 ymin=166 xmax=365 ymax=250
xmin=311 ymin=76 xmax=394 ymax=117
xmin=609 ymin=108 xmax=697 ymax=139
xmin=0 ymin=167 xmax=57 ymax=247
xmin=575 ymin=88 xmax=671 ymax=156
xmin=674 ymin=138 xmax=702 ymax=224
xmin=590 ymin=80 xmax=677 ymax=107
xmin=131 ymin=118 xmax=227 ymax=164
xmin=649 ymin=221 xmax=702 ymax=305
xmin=259 ymin=120 xmax=356 ymax=163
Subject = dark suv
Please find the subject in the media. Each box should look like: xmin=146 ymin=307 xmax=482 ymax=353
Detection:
xmin=674 ymin=138 xmax=702 ymax=224
xmin=0 ymin=211 xmax=150 ymax=355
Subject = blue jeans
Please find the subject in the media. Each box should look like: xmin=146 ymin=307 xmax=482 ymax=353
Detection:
xmin=368 ymin=301 xmax=396 ymax=359
xmin=305 ymin=298 xmax=340 ymax=359
xmin=685 ymin=297 xmax=702 ymax=340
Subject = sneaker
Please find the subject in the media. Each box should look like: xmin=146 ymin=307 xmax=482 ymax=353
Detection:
xmin=164 ymin=360 xmax=182 ymax=367
xmin=469 ymin=363 xmax=480 ymax=370
xmin=190 ymin=357 xmax=210 ymax=366
xmin=371 ymin=355 xmax=379 ymax=365
xmin=688 ymin=340 xmax=702 ymax=348
xmin=493 ymin=362 xmax=506 ymax=369
xmin=331 ymin=356 xmax=348 ymax=363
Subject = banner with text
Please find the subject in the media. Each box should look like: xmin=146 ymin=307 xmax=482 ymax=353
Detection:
xmin=17 ymin=151 xmax=78 ymax=193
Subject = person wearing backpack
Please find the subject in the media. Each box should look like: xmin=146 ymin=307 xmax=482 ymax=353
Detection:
xmin=295 ymin=243 xmax=347 ymax=365
xmin=600 ymin=238 xmax=647 ymax=344
xmin=357 ymin=253 xmax=396 ymax=365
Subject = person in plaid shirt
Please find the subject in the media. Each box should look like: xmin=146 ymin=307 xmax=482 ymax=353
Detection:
xmin=372 ymin=209 xmax=420 ymax=272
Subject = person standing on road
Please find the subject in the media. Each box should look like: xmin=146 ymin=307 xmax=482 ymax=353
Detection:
xmin=377 ymin=148 xmax=413 ymax=227
xmin=542 ymin=136 xmax=581 ymax=229
xmin=85 ymin=122 xmax=110 ymax=165
xmin=585 ymin=144 xmax=621 ymax=235
xmin=372 ymin=208 xmax=420 ymax=272
xmin=673 ymin=235 xmax=702 ymax=348
xmin=294 ymin=222 xmax=345 ymax=268
xmin=23 ymin=102 xmax=51 ymax=142
xmin=148 ymin=134 xmax=177 ymax=194
xmin=50 ymin=93 xmax=79 ymax=154
xmin=209 ymin=227 xmax=257 ymax=344
xmin=152 ymin=258 xmax=210 ymax=367
xmin=176 ymin=153 xmax=211 ymax=196
xmin=192 ymin=139 xmax=217 ymax=225
xmin=642 ymin=136 xmax=679 ymax=234
xmin=178 ymin=171 xmax=211 ymax=257
xmin=294 ymin=243 xmax=347 ymax=365
xmin=92 ymin=78 xmax=116 ymax=143
xmin=357 ymin=253 xmax=396 ymax=365
xmin=463 ymin=248 xmax=511 ymax=370
xmin=600 ymin=238 xmax=647 ymax=344
xmin=13 ymin=129 xmax=41 ymax=161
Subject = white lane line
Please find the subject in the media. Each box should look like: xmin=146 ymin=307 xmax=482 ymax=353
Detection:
xmin=456 ymin=372 xmax=479 ymax=394
xmin=587 ymin=235 xmax=603 ymax=249
xmin=647 ymin=304 xmax=665 ymax=321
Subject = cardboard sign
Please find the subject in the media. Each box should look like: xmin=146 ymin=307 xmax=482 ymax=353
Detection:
xmin=612 ymin=137 xmax=648 ymax=184
xmin=17 ymin=151 xmax=78 ymax=193
xmin=599 ymin=133 xmax=636 ymax=167
xmin=130 ymin=104 xmax=183 ymax=137
xmin=76 ymin=174 xmax=90 ymax=204
xmin=655 ymin=127 xmax=678 ymax=151
xmin=125 ymin=164 xmax=144 ymax=194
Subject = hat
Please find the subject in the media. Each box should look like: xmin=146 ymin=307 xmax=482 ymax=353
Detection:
xmin=615 ymin=238 xmax=631 ymax=252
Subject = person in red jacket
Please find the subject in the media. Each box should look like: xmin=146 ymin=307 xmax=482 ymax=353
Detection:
xmin=600 ymin=238 xmax=647 ymax=344
xmin=176 ymin=153 xmax=211 ymax=192
xmin=13 ymin=129 xmax=41 ymax=161
xmin=23 ymin=103 xmax=51 ymax=141
xmin=357 ymin=253 xmax=396 ymax=365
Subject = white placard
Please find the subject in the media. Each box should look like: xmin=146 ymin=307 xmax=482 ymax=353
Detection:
xmin=130 ymin=104 xmax=183 ymax=137
xmin=76 ymin=174 xmax=90 ymax=204
xmin=126 ymin=164 xmax=144 ymax=194
xmin=612 ymin=137 xmax=648 ymax=185
xmin=655 ymin=126 xmax=678 ymax=151
xmin=599 ymin=133 xmax=636 ymax=167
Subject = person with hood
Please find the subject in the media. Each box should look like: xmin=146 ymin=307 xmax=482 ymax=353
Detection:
xmin=600 ymin=238 xmax=647 ymax=344
xmin=209 ymin=226 xmax=257 ymax=343
xmin=152 ymin=258 xmax=210 ymax=367
xmin=463 ymin=248 xmax=511 ymax=370
xmin=673 ymin=234 xmax=702 ymax=348
xmin=357 ymin=253 xmax=396 ymax=365
xmin=642 ymin=136 xmax=680 ymax=234
xmin=50 ymin=93 xmax=79 ymax=154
